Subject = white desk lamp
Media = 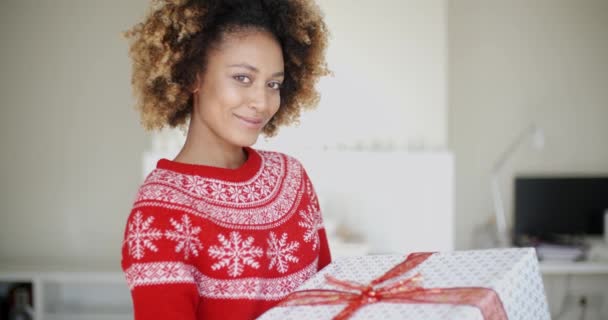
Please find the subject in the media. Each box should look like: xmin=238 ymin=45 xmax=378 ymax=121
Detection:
xmin=491 ymin=124 xmax=545 ymax=247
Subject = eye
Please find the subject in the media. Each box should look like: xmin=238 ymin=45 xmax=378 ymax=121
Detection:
xmin=268 ymin=81 xmax=282 ymax=90
xmin=234 ymin=75 xmax=251 ymax=83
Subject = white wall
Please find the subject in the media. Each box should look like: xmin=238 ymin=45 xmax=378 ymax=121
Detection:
xmin=449 ymin=0 xmax=608 ymax=250
xmin=258 ymin=0 xmax=447 ymax=150
xmin=0 ymin=0 xmax=149 ymax=267
xmin=289 ymin=150 xmax=453 ymax=254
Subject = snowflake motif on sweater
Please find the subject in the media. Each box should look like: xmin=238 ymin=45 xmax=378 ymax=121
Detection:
xmin=208 ymin=232 xmax=264 ymax=277
xmin=165 ymin=214 xmax=203 ymax=260
xmin=183 ymin=175 xmax=208 ymax=197
xmin=298 ymin=180 xmax=322 ymax=251
xmin=126 ymin=211 xmax=162 ymax=260
xmin=267 ymin=232 xmax=300 ymax=274
xmin=298 ymin=204 xmax=322 ymax=251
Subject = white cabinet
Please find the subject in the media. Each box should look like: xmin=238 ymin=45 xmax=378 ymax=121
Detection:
xmin=539 ymin=261 xmax=608 ymax=319
xmin=0 ymin=268 xmax=132 ymax=320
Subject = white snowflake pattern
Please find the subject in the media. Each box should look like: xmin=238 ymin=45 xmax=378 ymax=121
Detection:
xmin=243 ymin=184 xmax=260 ymax=201
xmin=241 ymin=210 xmax=257 ymax=224
xmin=151 ymin=188 xmax=173 ymax=202
xmin=262 ymin=169 xmax=278 ymax=187
xmin=254 ymin=178 xmax=272 ymax=197
xmin=269 ymin=161 xmax=282 ymax=177
xmin=266 ymin=232 xmax=300 ymax=273
xmin=165 ymin=214 xmax=203 ymax=260
xmin=126 ymin=211 xmax=163 ymax=260
xmin=213 ymin=282 xmax=230 ymax=295
xmin=298 ymin=204 xmax=321 ymax=251
xmin=210 ymin=182 xmax=228 ymax=201
xmin=208 ymin=232 xmax=264 ymax=277
xmin=279 ymin=279 xmax=294 ymax=292
xmin=242 ymin=280 xmax=258 ymax=295
xmin=306 ymin=180 xmax=320 ymax=210
xmin=260 ymin=169 xmax=272 ymax=184
xmin=227 ymin=186 xmax=245 ymax=203
xmin=160 ymin=171 xmax=184 ymax=186
xmin=161 ymin=263 xmax=182 ymax=278
xmin=131 ymin=266 xmax=148 ymax=281
xmin=183 ymin=175 xmax=208 ymax=197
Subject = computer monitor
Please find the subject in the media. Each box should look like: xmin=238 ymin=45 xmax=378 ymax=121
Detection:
xmin=514 ymin=176 xmax=608 ymax=244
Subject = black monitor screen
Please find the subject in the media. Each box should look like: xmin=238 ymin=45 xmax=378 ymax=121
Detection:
xmin=514 ymin=177 xmax=608 ymax=240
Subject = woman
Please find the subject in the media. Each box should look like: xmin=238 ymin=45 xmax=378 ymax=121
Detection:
xmin=121 ymin=0 xmax=332 ymax=319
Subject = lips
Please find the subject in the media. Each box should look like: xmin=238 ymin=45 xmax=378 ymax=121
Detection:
xmin=234 ymin=114 xmax=265 ymax=129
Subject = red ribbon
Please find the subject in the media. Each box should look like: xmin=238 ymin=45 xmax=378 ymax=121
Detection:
xmin=278 ymin=252 xmax=508 ymax=320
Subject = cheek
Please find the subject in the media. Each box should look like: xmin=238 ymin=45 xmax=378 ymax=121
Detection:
xmin=197 ymin=90 xmax=240 ymax=127
xmin=270 ymin=94 xmax=281 ymax=114
xmin=217 ymin=84 xmax=244 ymax=107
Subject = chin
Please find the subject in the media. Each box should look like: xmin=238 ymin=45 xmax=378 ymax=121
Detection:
xmin=230 ymin=133 xmax=260 ymax=148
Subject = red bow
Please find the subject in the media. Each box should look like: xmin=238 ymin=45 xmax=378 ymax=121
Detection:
xmin=278 ymin=252 xmax=508 ymax=320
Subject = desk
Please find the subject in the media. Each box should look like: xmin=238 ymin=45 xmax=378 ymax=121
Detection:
xmin=539 ymin=261 xmax=608 ymax=319
xmin=540 ymin=261 xmax=608 ymax=275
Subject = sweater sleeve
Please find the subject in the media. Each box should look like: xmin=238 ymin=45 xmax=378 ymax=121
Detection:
xmin=317 ymin=227 xmax=332 ymax=270
xmin=121 ymin=208 xmax=200 ymax=320
xmin=299 ymin=164 xmax=333 ymax=271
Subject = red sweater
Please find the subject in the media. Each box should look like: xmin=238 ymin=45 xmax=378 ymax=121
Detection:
xmin=121 ymin=147 xmax=331 ymax=320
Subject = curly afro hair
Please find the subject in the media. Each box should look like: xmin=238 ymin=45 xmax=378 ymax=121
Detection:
xmin=125 ymin=0 xmax=330 ymax=136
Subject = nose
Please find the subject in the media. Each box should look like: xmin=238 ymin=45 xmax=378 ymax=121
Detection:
xmin=248 ymin=84 xmax=272 ymax=113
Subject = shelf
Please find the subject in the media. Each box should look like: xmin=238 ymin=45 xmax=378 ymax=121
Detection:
xmin=539 ymin=261 xmax=608 ymax=275
xmin=0 ymin=269 xmax=131 ymax=320
xmin=44 ymin=313 xmax=133 ymax=320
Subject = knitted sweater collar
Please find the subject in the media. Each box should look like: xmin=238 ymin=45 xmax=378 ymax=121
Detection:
xmin=155 ymin=147 xmax=261 ymax=182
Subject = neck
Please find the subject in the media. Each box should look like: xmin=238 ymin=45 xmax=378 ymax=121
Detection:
xmin=173 ymin=115 xmax=247 ymax=169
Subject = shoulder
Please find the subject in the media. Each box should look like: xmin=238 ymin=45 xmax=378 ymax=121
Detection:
xmin=132 ymin=169 xmax=160 ymax=200
xmin=127 ymin=167 xmax=185 ymax=213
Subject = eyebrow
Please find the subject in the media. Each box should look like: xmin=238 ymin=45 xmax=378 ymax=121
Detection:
xmin=228 ymin=63 xmax=284 ymax=77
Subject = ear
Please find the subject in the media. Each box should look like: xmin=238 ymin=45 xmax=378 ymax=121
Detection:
xmin=192 ymin=73 xmax=202 ymax=94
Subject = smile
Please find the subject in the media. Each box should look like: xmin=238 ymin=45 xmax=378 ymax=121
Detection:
xmin=234 ymin=114 xmax=265 ymax=129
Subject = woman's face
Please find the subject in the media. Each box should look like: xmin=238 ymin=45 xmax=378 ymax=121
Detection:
xmin=192 ymin=29 xmax=284 ymax=149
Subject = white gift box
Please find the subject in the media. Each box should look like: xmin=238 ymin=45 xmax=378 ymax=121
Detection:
xmin=259 ymin=248 xmax=550 ymax=320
